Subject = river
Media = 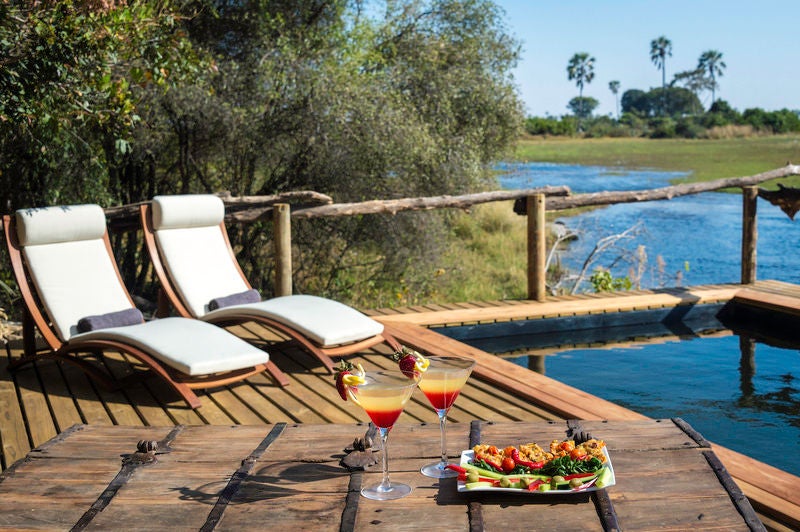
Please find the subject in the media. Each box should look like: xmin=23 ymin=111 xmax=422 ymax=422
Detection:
xmin=497 ymin=162 xmax=800 ymax=290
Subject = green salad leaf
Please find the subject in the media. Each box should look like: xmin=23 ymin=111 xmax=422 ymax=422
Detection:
xmin=539 ymin=456 xmax=603 ymax=477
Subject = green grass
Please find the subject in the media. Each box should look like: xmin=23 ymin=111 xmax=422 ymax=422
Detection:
xmin=438 ymin=201 xmax=529 ymax=302
xmin=514 ymin=135 xmax=800 ymax=186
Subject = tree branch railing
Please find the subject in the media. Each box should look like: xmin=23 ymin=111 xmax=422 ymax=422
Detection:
xmin=101 ymin=164 xmax=799 ymax=299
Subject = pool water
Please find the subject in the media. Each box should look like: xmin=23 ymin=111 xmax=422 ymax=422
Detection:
xmin=435 ymin=303 xmax=800 ymax=477
xmin=515 ymin=333 xmax=800 ymax=477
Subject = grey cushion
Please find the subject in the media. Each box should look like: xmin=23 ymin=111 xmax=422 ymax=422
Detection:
xmin=77 ymin=308 xmax=144 ymax=333
xmin=209 ymin=289 xmax=261 ymax=311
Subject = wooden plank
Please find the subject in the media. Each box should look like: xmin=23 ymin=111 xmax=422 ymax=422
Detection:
xmin=59 ymin=361 xmax=117 ymax=426
xmin=14 ymin=361 xmax=58 ymax=449
xmin=0 ymin=352 xmax=30 ymax=468
xmin=376 ymin=286 xmax=741 ymax=326
xmin=712 ymin=444 xmax=800 ymax=527
xmin=36 ymin=359 xmax=84 ymax=433
xmin=107 ymin=352 xmax=181 ymax=426
xmin=734 ymin=287 xmax=800 ymax=316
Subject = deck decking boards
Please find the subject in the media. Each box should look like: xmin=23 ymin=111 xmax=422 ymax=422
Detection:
xmin=1 ymin=280 xmax=800 ymax=529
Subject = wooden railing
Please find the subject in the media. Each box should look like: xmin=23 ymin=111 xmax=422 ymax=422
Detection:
xmin=104 ymin=164 xmax=800 ymax=300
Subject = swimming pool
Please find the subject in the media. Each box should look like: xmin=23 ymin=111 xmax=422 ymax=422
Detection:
xmin=434 ymin=303 xmax=800 ymax=477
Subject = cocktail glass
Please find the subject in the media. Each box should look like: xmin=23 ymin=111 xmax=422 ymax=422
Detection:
xmin=346 ymin=370 xmax=419 ymax=500
xmin=419 ymin=356 xmax=476 ymax=478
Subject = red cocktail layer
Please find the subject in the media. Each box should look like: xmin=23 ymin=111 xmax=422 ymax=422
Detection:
xmin=423 ymin=390 xmax=461 ymax=410
xmin=366 ymin=408 xmax=404 ymax=428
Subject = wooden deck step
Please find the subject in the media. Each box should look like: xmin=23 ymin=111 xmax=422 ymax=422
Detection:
xmin=373 ymin=285 xmax=742 ymax=327
xmin=734 ymin=286 xmax=800 ymax=317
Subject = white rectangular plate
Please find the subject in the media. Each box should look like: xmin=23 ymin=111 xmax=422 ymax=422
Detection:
xmin=457 ymin=447 xmax=615 ymax=494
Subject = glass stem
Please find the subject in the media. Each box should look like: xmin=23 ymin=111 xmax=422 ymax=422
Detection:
xmin=379 ymin=426 xmax=391 ymax=491
xmin=438 ymin=409 xmax=448 ymax=467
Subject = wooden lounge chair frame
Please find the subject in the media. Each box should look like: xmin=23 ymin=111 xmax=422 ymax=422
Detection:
xmin=139 ymin=200 xmax=402 ymax=373
xmin=3 ymin=211 xmax=289 ymax=409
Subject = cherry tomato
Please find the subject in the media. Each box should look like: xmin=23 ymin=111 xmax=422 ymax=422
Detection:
xmin=570 ymin=447 xmax=588 ymax=460
xmin=501 ymin=456 xmax=516 ymax=472
xmin=558 ymin=441 xmax=575 ymax=452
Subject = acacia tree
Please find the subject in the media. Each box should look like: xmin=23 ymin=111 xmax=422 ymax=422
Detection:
xmin=650 ymin=36 xmax=672 ymax=114
xmin=568 ymin=97 xmax=598 ymax=119
xmin=608 ymin=80 xmax=621 ymax=119
xmin=672 ymin=68 xmax=711 ymax=114
xmin=0 ymin=1 xmax=203 ymax=211
xmin=136 ymin=0 xmax=524 ymax=302
xmin=567 ymin=52 xmax=596 ymax=127
xmin=697 ymin=50 xmax=726 ymax=105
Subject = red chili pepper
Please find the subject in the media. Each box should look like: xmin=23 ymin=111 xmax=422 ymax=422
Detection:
xmin=526 ymin=479 xmax=546 ymax=492
xmin=445 ymin=464 xmax=467 ymax=474
xmin=510 ymin=449 xmax=545 ymax=470
xmin=476 ymin=453 xmax=503 ymax=472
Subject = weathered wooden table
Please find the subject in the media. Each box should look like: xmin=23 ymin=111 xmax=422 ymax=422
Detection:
xmin=0 ymin=419 xmax=763 ymax=531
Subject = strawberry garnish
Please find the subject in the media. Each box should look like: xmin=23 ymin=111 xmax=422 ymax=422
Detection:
xmin=334 ymin=361 xmax=365 ymax=401
xmin=398 ymin=354 xmax=417 ymax=379
xmin=392 ymin=346 xmax=429 ymax=379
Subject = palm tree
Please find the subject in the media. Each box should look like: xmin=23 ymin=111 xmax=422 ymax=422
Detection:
xmin=567 ymin=52 xmax=596 ymax=127
xmin=608 ymin=80 xmax=621 ymax=119
xmin=697 ymin=50 xmax=726 ymax=105
xmin=650 ymin=36 xmax=672 ymax=114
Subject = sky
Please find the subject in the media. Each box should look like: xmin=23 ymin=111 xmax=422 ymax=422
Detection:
xmin=493 ymin=0 xmax=800 ymax=118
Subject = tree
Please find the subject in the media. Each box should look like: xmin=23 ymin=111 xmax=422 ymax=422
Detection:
xmin=671 ymin=68 xmax=710 ymax=114
xmin=608 ymin=80 xmax=621 ymax=119
xmin=621 ymin=89 xmax=651 ymax=117
xmin=697 ymin=50 xmax=726 ymax=106
xmin=566 ymin=52 xmax=596 ymax=127
xmin=0 ymin=1 xmax=204 ymax=210
xmin=650 ymin=36 xmax=672 ymax=114
xmin=650 ymin=87 xmax=702 ymax=117
xmin=568 ymin=96 xmax=599 ymax=119
xmin=0 ymin=0 xmax=525 ymax=307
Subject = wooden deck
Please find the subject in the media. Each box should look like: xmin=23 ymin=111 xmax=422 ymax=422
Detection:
xmin=1 ymin=280 xmax=799 ymax=530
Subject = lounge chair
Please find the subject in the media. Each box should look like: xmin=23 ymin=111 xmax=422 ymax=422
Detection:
xmin=3 ymin=204 xmax=290 ymax=409
xmin=139 ymin=194 xmax=401 ymax=373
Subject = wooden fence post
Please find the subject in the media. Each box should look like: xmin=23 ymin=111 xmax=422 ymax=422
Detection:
xmin=741 ymin=186 xmax=758 ymax=285
xmin=527 ymin=194 xmax=547 ymax=301
xmin=273 ymin=203 xmax=292 ymax=296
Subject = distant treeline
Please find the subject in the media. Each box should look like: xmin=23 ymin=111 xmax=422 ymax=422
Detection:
xmin=526 ymin=88 xmax=800 ymax=139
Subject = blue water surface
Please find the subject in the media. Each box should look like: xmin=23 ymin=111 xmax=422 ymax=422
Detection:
xmin=512 ymin=336 xmax=800 ymax=477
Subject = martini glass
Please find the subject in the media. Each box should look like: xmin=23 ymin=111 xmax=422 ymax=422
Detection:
xmin=346 ymin=370 xmax=419 ymax=500
xmin=418 ymin=356 xmax=476 ymax=478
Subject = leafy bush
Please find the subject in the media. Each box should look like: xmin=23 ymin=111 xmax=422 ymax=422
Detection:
xmin=589 ymin=269 xmax=632 ymax=293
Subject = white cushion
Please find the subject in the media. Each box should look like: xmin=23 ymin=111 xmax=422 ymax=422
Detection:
xmin=155 ymin=225 xmax=250 ymax=317
xmin=151 ymin=194 xmax=384 ymax=346
xmin=152 ymin=195 xmax=224 ymax=230
xmin=21 ymin=225 xmax=133 ymax=341
xmin=205 ymin=295 xmax=384 ymax=346
xmin=73 ymin=317 xmax=269 ymax=375
xmin=16 ymin=205 xmax=106 ymax=246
